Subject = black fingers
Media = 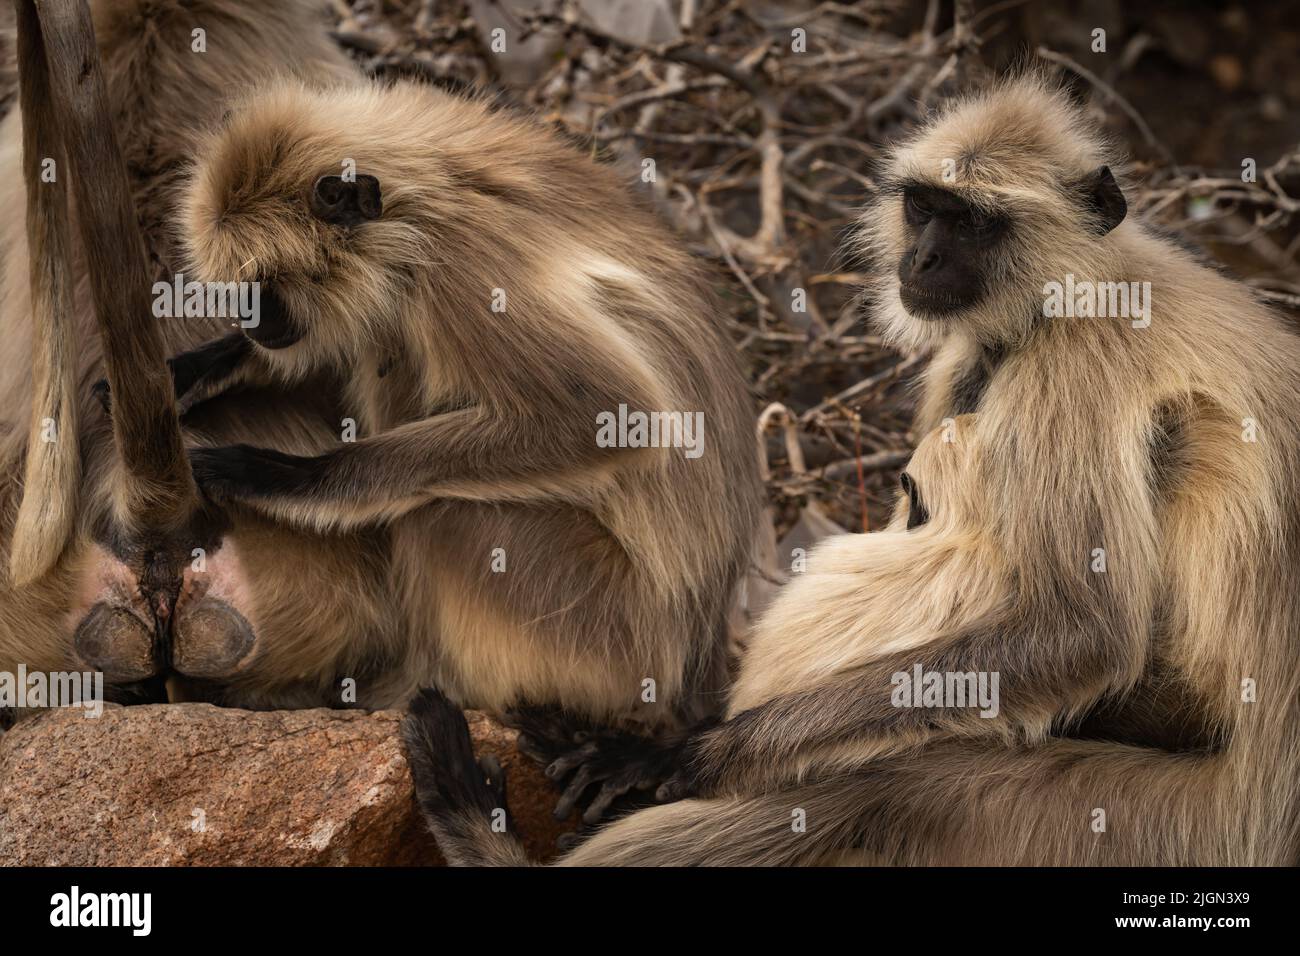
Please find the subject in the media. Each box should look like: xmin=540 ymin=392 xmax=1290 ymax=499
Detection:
xmin=94 ymin=333 xmax=253 ymax=415
xmin=189 ymin=444 xmax=324 ymax=502
xmin=168 ymin=333 xmax=254 ymax=398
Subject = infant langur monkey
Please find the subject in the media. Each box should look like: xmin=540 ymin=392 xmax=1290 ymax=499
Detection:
xmin=402 ymin=416 xmax=989 ymax=865
xmin=103 ymin=79 xmax=762 ymax=767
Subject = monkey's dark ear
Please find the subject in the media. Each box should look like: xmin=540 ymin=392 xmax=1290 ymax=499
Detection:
xmin=1081 ymin=165 xmax=1126 ymax=236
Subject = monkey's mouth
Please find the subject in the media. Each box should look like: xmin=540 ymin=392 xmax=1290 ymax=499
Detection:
xmin=899 ymin=283 xmax=975 ymax=317
xmin=245 ymin=325 xmax=303 ymax=349
xmin=243 ymin=285 xmax=304 ymax=349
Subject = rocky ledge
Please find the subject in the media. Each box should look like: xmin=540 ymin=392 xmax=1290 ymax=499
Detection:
xmin=0 ymin=704 xmax=567 ymax=865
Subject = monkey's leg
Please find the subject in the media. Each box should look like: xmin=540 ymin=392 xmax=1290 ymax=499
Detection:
xmin=392 ymin=499 xmax=733 ymax=824
xmin=402 ymin=687 xmax=534 ymax=867
xmin=819 ymin=738 xmax=1250 ymax=866
xmin=561 ymin=738 xmax=1259 ymax=866
xmin=94 ymin=333 xmax=256 ymax=417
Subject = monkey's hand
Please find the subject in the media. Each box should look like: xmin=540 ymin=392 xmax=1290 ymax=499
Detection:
xmin=189 ymin=444 xmax=323 ymax=506
xmin=95 ymin=333 xmax=256 ymax=419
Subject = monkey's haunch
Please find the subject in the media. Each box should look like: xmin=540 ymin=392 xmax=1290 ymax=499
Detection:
xmin=171 ymin=599 xmax=256 ymax=679
xmin=71 ymin=594 xmax=256 ymax=685
xmin=72 ymin=602 xmax=157 ymax=683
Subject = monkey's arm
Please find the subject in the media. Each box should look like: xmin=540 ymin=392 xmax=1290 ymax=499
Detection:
xmin=187 ymin=367 xmax=666 ymax=530
xmin=676 ymin=617 xmax=1117 ymax=796
xmin=677 ymin=527 xmax=1153 ymax=796
xmin=95 ymin=333 xmax=258 ymax=416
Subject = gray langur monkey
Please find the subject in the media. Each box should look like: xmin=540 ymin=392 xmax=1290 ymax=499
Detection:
xmin=3 ymin=1 xmax=764 ymax=772
xmin=404 ymin=74 xmax=1300 ymax=866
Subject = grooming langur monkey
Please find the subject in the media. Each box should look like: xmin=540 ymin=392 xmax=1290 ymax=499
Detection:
xmin=152 ymin=77 xmax=761 ymax=729
xmin=405 ymin=75 xmax=1300 ymax=865
xmin=5 ymin=1 xmax=762 ymax=746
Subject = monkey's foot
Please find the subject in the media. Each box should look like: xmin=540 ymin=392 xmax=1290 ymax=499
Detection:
xmin=402 ymin=687 xmax=509 ymax=828
xmin=504 ymin=707 xmax=691 ymax=824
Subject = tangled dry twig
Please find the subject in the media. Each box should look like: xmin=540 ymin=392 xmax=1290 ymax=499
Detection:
xmin=328 ymin=0 xmax=1300 ymax=537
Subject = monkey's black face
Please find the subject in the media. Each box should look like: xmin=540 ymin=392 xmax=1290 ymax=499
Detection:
xmin=245 ymin=285 xmax=303 ymax=350
xmin=896 ymin=185 xmax=1005 ymax=318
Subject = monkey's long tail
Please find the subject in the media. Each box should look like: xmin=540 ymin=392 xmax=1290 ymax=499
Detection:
xmin=557 ymin=777 xmax=872 ymax=866
xmin=402 ymin=688 xmax=536 ymax=867
xmin=8 ymin=0 xmax=78 ymax=586
xmin=9 ymin=0 xmax=198 ymax=588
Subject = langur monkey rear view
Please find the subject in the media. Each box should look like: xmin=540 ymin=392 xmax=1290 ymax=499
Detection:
xmin=405 ymin=75 xmax=1300 ymax=866
xmin=2 ymin=2 xmax=762 ymax=745
xmin=1 ymin=0 xmax=372 ymax=705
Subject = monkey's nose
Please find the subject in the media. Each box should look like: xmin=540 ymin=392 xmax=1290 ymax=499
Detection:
xmin=914 ymin=249 xmax=942 ymax=274
xmin=310 ymin=173 xmax=383 ymax=226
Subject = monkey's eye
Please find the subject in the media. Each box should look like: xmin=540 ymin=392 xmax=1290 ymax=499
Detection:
xmin=904 ymin=191 xmax=932 ymax=224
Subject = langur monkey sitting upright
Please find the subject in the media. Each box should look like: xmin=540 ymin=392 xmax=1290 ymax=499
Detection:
xmin=3 ymin=2 xmax=762 ymax=764
xmin=405 ymin=74 xmax=1300 ymax=866
xmin=95 ymin=78 xmax=764 ymax=735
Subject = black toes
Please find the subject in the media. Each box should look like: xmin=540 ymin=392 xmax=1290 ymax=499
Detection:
xmin=401 ymin=687 xmax=496 ymax=818
xmin=553 ymin=764 xmax=596 ymax=821
xmin=583 ymin=777 xmax=637 ymax=824
xmin=478 ymin=754 xmax=509 ymax=808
